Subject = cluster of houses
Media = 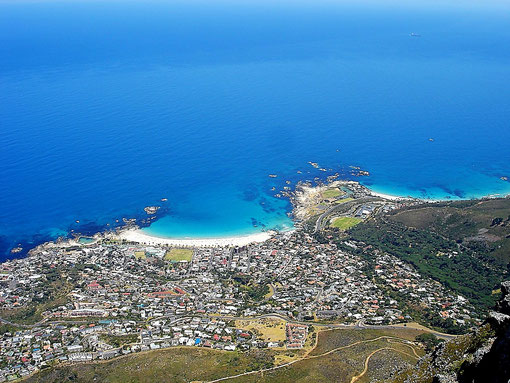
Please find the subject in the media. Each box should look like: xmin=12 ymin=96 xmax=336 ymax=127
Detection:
xmin=285 ymin=323 xmax=308 ymax=349
xmin=0 ymin=214 xmax=479 ymax=380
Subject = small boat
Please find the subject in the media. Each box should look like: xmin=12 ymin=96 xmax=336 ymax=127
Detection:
xmin=410 ymin=32 xmax=421 ymax=37
xmin=268 ymin=174 xmax=277 ymax=178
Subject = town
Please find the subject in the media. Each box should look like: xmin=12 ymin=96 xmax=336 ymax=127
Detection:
xmin=0 ymin=182 xmax=480 ymax=381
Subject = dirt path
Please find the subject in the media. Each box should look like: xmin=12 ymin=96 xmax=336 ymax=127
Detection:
xmin=350 ymin=347 xmax=418 ymax=383
xmin=206 ymin=335 xmax=418 ymax=383
xmin=387 ymin=338 xmax=420 ymax=358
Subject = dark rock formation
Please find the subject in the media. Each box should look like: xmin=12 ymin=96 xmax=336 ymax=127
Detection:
xmin=457 ymin=281 xmax=510 ymax=383
xmin=391 ymin=281 xmax=510 ymax=383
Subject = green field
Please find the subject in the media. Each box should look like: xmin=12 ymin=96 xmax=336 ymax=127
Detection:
xmin=331 ymin=217 xmax=362 ymax=230
xmin=164 ymin=248 xmax=193 ymax=262
xmin=133 ymin=251 xmax=146 ymax=260
xmin=100 ymin=334 xmax=140 ymax=348
xmin=322 ymin=188 xmax=344 ymax=199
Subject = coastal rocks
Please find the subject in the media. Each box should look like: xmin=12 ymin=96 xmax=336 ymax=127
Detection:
xmin=10 ymin=246 xmax=23 ymax=254
xmin=327 ymin=173 xmax=340 ymax=183
xmin=144 ymin=206 xmax=160 ymax=215
xmin=349 ymin=165 xmax=370 ymax=176
xmin=349 ymin=167 xmax=370 ymax=177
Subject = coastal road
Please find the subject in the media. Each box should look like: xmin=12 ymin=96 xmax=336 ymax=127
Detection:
xmin=313 ymin=197 xmax=381 ymax=234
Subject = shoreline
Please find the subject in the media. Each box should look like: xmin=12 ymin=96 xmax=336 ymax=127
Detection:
xmin=9 ymin=179 xmax=510 ymax=257
xmin=368 ymin=190 xmax=414 ymax=201
xmin=366 ymin=184 xmax=510 ymax=203
xmin=112 ymin=228 xmax=281 ymax=247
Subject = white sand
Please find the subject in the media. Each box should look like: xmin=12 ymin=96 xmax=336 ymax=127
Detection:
xmin=369 ymin=190 xmax=412 ymax=201
xmin=113 ymin=228 xmax=274 ymax=247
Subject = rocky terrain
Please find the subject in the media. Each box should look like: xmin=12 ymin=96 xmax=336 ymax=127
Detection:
xmin=391 ymin=281 xmax=510 ymax=383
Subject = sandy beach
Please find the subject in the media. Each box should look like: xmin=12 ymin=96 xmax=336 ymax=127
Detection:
xmin=113 ymin=228 xmax=275 ymax=247
xmin=369 ymin=190 xmax=413 ymax=201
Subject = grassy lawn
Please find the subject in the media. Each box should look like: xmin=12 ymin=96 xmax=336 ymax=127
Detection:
xmin=235 ymin=318 xmax=287 ymax=343
xmin=100 ymin=334 xmax=140 ymax=348
xmin=133 ymin=251 xmax=146 ymax=260
xmin=165 ymin=248 xmax=193 ymax=262
xmin=264 ymin=284 xmax=275 ymax=299
xmin=322 ymin=188 xmax=344 ymax=199
xmin=330 ymin=217 xmax=362 ymax=230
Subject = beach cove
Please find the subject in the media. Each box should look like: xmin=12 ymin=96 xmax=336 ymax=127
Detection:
xmin=2 ymin=0 xmax=510 ymax=258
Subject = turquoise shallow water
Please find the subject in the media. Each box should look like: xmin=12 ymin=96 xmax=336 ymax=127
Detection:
xmin=1 ymin=0 xmax=510 ymax=257
xmin=142 ymin=184 xmax=294 ymax=239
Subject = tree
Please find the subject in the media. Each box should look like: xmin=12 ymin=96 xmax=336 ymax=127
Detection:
xmin=415 ymin=333 xmax=444 ymax=352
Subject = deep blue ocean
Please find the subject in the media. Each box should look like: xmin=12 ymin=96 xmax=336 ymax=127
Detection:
xmin=1 ymin=0 xmax=510 ymax=259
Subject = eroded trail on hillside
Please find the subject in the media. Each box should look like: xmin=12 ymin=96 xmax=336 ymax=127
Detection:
xmin=206 ymin=335 xmax=420 ymax=383
xmin=350 ymin=347 xmax=418 ymax=383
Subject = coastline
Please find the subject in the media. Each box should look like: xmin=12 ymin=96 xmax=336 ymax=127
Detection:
xmin=368 ymin=190 xmax=416 ymax=201
xmin=112 ymin=228 xmax=279 ymax=247
xmin=368 ymin=189 xmax=510 ymax=203
xmin=76 ymin=181 xmax=510 ymax=249
xmin=8 ymin=178 xmax=510 ymax=258
xmin=365 ymin=182 xmax=510 ymax=203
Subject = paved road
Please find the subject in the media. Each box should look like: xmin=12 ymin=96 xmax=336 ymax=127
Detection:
xmin=313 ymin=197 xmax=381 ymax=233
xmin=201 ymin=313 xmax=458 ymax=340
xmin=1 ymin=311 xmax=457 ymax=341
